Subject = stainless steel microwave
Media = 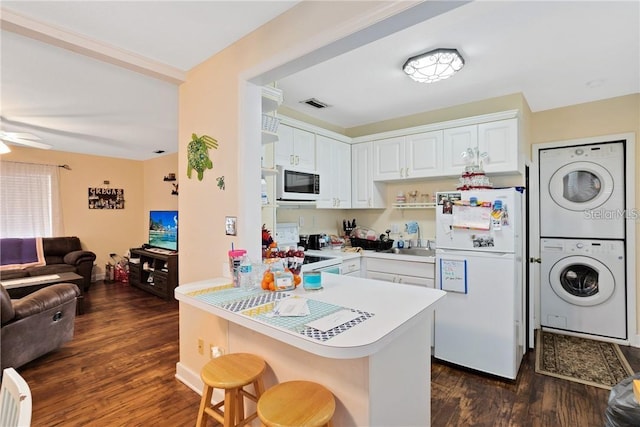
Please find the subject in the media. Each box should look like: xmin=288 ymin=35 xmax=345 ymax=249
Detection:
xmin=276 ymin=165 xmax=320 ymax=201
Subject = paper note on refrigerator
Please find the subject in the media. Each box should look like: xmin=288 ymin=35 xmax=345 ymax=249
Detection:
xmin=452 ymin=206 xmax=491 ymax=230
xmin=439 ymin=259 xmax=467 ymax=293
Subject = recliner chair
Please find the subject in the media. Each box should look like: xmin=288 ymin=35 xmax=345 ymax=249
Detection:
xmin=1 ymin=283 xmax=80 ymax=370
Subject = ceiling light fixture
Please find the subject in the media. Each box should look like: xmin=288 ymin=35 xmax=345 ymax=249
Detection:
xmin=403 ymin=48 xmax=465 ymax=83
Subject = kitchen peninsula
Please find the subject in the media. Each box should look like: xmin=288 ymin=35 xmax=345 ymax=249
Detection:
xmin=175 ymin=273 xmax=445 ymax=426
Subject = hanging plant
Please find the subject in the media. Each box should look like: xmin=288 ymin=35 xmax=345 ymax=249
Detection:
xmin=187 ymin=133 xmax=218 ymax=181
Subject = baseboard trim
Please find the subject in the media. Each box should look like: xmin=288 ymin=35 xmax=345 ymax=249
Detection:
xmin=175 ymin=361 xmax=224 ymax=402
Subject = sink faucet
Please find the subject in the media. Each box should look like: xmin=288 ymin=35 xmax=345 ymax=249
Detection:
xmin=416 ymin=223 xmax=422 ymax=248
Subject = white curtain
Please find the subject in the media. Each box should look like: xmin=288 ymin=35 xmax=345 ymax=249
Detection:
xmin=0 ymin=161 xmax=64 ymax=237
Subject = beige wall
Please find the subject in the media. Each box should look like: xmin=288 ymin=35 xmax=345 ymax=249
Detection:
xmin=1 ymin=146 xmax=177 ymax=277
xmin=177 ymin=0 xmax=419 ymax=377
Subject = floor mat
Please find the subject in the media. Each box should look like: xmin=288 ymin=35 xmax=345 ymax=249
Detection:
xmin=535 ymin=330 xmax=633 ymax=390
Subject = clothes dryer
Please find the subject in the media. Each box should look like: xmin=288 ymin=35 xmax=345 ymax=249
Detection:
xmin=540 ymin=238 xmax=626 ymax=340
xmin=539 ymin=141 xmax=625 ymax=239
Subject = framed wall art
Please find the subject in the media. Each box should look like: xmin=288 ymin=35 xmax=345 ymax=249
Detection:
xmin=88 ymin=187 xmax=125 ymax=209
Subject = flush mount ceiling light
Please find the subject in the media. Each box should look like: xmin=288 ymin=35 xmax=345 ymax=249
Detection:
xmin=403 ymin=48 xmax=465 ymax=83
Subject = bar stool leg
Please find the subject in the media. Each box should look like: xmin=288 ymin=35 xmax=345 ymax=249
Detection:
xmin=196 ymin=384 xmax=214 ymax=427
xmin=224 ymin=388 xmax=237 ymax=426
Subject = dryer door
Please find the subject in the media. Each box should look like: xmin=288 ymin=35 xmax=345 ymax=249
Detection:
xmin=549 ymin=256 xmax=615 ymax=306
xmin=548 ymin=161 xmax=614 ymax=211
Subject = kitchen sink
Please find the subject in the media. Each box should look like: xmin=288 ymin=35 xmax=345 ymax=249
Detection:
xmin=380 ymin=247 xmax=436 ymax=257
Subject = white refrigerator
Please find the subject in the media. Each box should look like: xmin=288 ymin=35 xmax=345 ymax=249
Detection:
xmin=434 ymin=188 xmax=525 ymax=379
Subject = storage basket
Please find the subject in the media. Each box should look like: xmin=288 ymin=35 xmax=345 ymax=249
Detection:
xmin=350 ymin=237 xmax=394 ymax=251
xmin=262 ymin=114 xmax=280 ymax=133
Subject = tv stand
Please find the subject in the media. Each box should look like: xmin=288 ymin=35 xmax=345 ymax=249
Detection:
xmin=128 ymin=248 xmax=178 ymax=300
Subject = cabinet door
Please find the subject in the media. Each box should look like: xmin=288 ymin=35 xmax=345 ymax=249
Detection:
xmin=373 ymin=137 xmax=404 ymax=180
xmin=405 ymin=130 xmax=442 ymax=178
xmin=293 ymin=128 xmax=315 ymax=170
xmin=351 ymin=142 xmax=386 ymax=209
xmin=479 ymin=118 xmax=518 ymax=174
xmin=334 ymin=140 xmax=351 ymax=208
xmin=315 ymin=135 xmax=335 ymax=208
xmin=395 ymin=275 xmax=434 ymax=287
xmin=316 ymin=136 xmax=351 ymax=209
xmin=366 ymin=271 xmax=397 ymax=283
xmin=442 ymin=125 xmax=478 ymax=176
xmin=275 ymin=124 xmax=295 ymax=166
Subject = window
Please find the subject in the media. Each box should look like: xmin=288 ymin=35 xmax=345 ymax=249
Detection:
xmin=0 ymin=161 xmax=63 ymax=237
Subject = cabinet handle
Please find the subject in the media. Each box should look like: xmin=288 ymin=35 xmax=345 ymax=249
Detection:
xmin=295 ymin=155 xmax=299 ymax=165
xmin=405 ymin=168 xmax=409 ymax=177
xmin=290 ymin=154 xmax=294 ymax=165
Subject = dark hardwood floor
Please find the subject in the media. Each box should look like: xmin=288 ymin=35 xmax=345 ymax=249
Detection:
xmin=16 ymin=281 xmax=640 ymax=426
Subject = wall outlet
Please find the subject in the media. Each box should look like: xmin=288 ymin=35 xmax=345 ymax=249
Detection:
xmin=299 ymin=216 xmax=304 ymax=227
xmin=197 ymin=338 xmax=204 ymax=355
xmin=210 ymin=345 xmax=224 ymax=359
xmin=391 ymin=224 xmax=399 ymax=234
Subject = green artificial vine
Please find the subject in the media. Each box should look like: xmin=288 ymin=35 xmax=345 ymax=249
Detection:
xmin=187 ymin=133 xmax=218 ymax=181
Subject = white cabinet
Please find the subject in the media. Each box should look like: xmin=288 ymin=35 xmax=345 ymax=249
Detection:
xmin=373 ymin=132 xmax=443 ymax=181
xmin=351 ymin=142 xmax=386 ymax=209
xmin=372 ymin=136 xmax=404 ymax=180
xmin=342 ymin=257 xmax=361 ymax=276
xmin=478 ymin=118 xmax=518 ymax=174
xmin=316 ymin=135 xmax=351 ymax=209
xmin=364 ymin=257 xmax=435 ymax=287
xmin=442 ymin=118 xmax=518 ymax=176
xmin=276 ymin=124 xmax=315 ymax=171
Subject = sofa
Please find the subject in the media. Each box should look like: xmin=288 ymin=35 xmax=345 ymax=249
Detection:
xmin=0 ymin=237 xmax=96 ymax=291
xmin=1 ymin=283 xmax=80 ymax=370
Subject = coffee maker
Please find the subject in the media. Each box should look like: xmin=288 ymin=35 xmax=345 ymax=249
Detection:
xmin=308 ymin=234 xmax=324 ymax=250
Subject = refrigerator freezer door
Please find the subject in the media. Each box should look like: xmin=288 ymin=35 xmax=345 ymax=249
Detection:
xmin=434 ymin=249 xmax=524 ymax=379
xmin=436 ymin=189 xmax=522 ymax=253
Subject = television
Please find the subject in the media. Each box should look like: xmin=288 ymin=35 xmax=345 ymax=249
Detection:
xmin=148 ymin=210 xmax=178 ymax=252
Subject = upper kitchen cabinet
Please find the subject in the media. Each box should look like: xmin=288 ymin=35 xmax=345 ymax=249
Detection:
xmin=478 ymin=119 xmax=519 ymax=174
xmin=275 ymin=124 xmax=315 ymax=171
xmin=373 ymin=131 xmax=442 ymax=181
xmin=442 ymin=118 xmax=519 ymax=176
xmin=441 ymin=125 xmax=479 ymax=176
xmin=352 ymin=142 xmax=386 ymax=209
xmin=316 ymin=135 xmax=351 ymax=209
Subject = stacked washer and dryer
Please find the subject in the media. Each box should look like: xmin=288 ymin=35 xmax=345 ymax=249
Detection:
xmin=539 ymin=141 xmax=627 ymax=341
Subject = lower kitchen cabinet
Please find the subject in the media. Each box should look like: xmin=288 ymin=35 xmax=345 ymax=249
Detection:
xmin=363 ymin=257 xmax=435 ymax=288
xmin=364 ymin=255 xmax=435 ymax=347
xmin=341 ymin=257 xmax=361 ymax=276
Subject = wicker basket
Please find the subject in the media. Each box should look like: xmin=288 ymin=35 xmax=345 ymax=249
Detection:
xmin=350 ymin=237 xmax=394 ymax=251
xmin=262 ymin=114 xmax=280 ymax=133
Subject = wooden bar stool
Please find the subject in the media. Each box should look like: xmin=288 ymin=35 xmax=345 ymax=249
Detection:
xmin=257 ymin=380 xmax=335 ymax=427
xmin=196 ymin=353 xmax=266 ymax=427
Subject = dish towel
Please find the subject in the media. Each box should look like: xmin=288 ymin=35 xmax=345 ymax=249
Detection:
xmin=405 ymin=221 xmax=419 ymax=234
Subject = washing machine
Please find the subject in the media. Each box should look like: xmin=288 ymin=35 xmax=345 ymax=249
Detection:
xmin=540 ymin=238 xmax=626 ymax=340
xmin=539 ymin=141 xmax=625 ymax=239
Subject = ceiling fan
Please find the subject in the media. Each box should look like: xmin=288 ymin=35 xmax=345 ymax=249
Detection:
xmin=0 ymin=131 xmax=52 ymax=150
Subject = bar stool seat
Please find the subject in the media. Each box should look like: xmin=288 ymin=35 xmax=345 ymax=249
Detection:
xmin=257 ymin=380 xmax=335 ymax=427
xmin=196 ymin=353 xmax=266 ymax=427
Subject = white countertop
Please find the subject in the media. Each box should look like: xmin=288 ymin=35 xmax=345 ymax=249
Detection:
xmin=176 ymin=274 xmax=444 ymax=359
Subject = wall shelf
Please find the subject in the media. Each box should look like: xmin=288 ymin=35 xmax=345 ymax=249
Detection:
xmin=392 ymin=203 xmax=437 ymax=209
xmin=261 ymin=86 xmax=283 ymax=114
xmin=262 ymin=130 xmax=279 ymax=145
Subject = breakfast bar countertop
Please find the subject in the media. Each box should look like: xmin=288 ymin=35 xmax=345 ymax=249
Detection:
xmin=175 ymin=273 xmax=445 ymax=359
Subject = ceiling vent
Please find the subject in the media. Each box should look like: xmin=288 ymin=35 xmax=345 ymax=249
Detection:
xmin=300 ymin=98 xmax=329 ymax=109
